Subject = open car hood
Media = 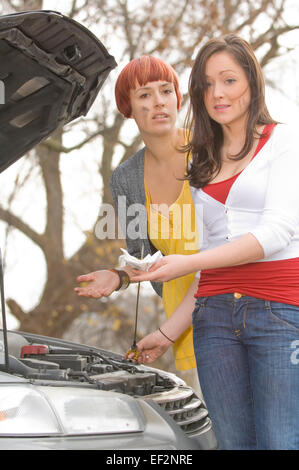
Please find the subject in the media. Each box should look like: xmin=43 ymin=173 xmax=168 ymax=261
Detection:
xmin=0 ymin=10 xmax=117 ymax=172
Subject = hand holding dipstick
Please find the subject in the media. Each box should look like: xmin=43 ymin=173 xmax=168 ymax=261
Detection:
xmin=126 ymin=243 xmax=144 ymax=361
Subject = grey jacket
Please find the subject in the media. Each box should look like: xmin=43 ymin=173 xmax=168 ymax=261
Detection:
xmin=110 ymin=147 xmax=163 ymax=297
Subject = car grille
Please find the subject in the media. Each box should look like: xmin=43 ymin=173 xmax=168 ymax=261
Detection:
xmin=149 ymin=386 xmax=212 ymax=437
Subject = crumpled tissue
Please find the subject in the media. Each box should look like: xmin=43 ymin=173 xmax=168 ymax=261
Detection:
xmin=118 ymin=248 xmax=163 ymax=271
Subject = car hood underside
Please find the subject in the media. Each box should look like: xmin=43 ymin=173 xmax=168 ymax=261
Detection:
xmin=0 ymin=10 xmax=116 ymax=172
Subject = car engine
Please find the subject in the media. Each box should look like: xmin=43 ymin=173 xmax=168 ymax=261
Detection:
xmin=1 ymin=330 xmax=212 ymax=441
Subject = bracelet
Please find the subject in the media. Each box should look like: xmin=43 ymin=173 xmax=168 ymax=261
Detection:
xmin=158 ymin=327 xmax=175 ymax=343
xmin=108 ymin=268 xmax=130 ymax=291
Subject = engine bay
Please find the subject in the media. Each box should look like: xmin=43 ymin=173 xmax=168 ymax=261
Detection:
xmin=1 ymin=331 xmax=176 ymax=397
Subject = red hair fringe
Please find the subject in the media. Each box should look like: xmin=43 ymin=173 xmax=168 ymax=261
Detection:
xmin=115 ymin=55 xmax=182 ymax=118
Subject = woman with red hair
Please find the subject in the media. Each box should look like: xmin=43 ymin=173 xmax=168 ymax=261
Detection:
xmin=75 ymin=56 xmax=199 ymax=375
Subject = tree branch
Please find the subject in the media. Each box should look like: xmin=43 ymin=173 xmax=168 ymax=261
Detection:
xmin=119 ymin=134 xmax=143 ymax=165
xmin=6 ymin=298 xmax=27 ymax=323
xmin=235 ymin=0 xmax=273 ymax=32
xmin=0 ymin=206 xmax=45 ymax=249
xmin=40 ymin=128 xmax=106 ymax=154
xmin=118 ymin=0 xmax=136 ymax=59
xmin=147 ymin=0 xmax=191 ymax=55
xmin=251 ymin=24 xmax=299 ymax=66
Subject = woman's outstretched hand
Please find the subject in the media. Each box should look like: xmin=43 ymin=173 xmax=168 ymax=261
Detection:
xmin=125 ymin=329 xmax=173 ymax=364
xmin=74 ymin=270 xmax=119 ymax=298
xmin=129 ymin=254 xmax=197 ymax=283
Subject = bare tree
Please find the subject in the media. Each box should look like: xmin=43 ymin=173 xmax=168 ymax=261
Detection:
xmin=0 ymin=1 xmax=298 ymax=367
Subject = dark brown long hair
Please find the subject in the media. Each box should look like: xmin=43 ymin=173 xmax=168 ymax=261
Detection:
xmin=185 ymin=34 xmax=277 ymax=188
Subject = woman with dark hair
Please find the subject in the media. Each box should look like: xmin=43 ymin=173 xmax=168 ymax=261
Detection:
xmin=130 ymin=35 xmax=299 ymax=450
xmin=75 ymin=56 xmax=199 ymax=374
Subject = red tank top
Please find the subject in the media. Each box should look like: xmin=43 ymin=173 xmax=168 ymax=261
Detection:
xmin=196 ymin=124 xmax=299 ymax=306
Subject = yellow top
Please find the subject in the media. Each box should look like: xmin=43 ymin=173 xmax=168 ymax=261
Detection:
xmin=144 ymin=170 xmax=199 ymax=371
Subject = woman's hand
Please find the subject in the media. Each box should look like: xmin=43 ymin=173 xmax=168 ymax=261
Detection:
xmin=125 ymin=329 xmax=173 ymax=364
xmin=74 ymin=270 xmax=119 ymax=298
xmin=129 ymin=254 xmax=197 ymax=283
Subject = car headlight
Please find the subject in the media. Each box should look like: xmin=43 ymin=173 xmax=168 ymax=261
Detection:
xmin=0 ymin=384 xmax=145 ymax=436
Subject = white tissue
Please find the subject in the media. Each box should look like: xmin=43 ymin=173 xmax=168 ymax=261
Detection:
xmin=118 ymin=248 xmax=163 ymax=271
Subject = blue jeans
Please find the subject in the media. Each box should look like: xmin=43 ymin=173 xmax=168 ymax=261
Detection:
xmin=192 ymin=293 xmax=299 ymax=450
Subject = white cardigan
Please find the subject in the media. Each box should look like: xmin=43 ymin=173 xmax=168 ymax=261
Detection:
xmin=191 ymin=124 xmax=299 ymax=267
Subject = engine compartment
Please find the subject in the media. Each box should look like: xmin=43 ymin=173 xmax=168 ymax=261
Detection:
xmin=0 ymin=333 xmax=216 ymax=446
xmin=0 ymin=331 xmax=176 ymax=397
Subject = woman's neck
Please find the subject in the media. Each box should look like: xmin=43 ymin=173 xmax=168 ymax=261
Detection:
xmin=142 ymin=128 xmax=184 ymax=163
xmin=222 ymin=120 xmax=246 ymax=149
xmin=220 ymin=115 xmax=257 ymax=160
xmin=221 ymin=120 xmax=264 ymax=160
